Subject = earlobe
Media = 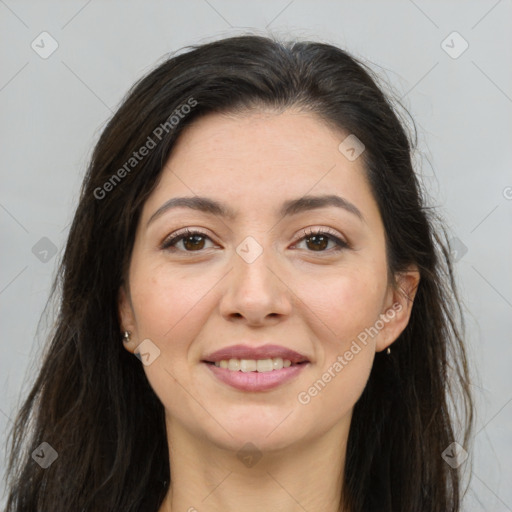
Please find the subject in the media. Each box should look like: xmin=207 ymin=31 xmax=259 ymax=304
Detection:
xmin=122 ymin=330 xmax=138 ymax=353
xmin=376 ymin=267 xmax=420 ymax=352
xmin=118 ymin=285 xmax=137 ymax=353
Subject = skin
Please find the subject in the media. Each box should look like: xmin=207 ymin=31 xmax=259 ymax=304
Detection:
xmin=118 ymin=108 xmax=419 ymax=512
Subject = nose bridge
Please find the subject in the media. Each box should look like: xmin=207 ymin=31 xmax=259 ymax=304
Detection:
xmin=220 ymin=231 xmax=291 ymax=322
xmin=236 ymin=235 xmax=274 ymax=288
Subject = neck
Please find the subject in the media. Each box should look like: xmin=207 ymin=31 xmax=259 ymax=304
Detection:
xmin=158 ymin=417 xmax=349 ymax=512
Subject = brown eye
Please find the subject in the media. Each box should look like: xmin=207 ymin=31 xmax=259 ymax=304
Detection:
xmin=161 ymin=229 xmax=213 ymax=252
xmin=305 ymin=233 xmax=329 ymax=251
xmin=295 ymin=227 xmax=349 ymax=253
xmin=181 ymin=234 xmax=206 ymax=251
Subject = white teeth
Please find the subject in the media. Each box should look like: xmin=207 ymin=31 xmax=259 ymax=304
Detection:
xmin=227 ymin=359 xmax=240 ymax=371
xmin=256 ymin=359 xmax=274 ymax=372
xmin=213 ymin=358 xmax=294 ymax=372
xmin=272 ymin=357 xmax=283 ymax=370
xmin=240 ymin=359 xmax=257 ymax=372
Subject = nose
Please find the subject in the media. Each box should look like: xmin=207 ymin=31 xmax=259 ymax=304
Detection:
xmin=219 ymin=238 xmax=292 ymax=326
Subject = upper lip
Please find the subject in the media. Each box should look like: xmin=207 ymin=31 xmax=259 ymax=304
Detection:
xmin=203 ymin=344 xmax=310 ymax=364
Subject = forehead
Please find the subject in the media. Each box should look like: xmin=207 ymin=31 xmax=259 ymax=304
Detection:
xmin=168 ymin=108 xmax=347 ymax=176
xmin=141 ymin=109 xmax=378 ymax=223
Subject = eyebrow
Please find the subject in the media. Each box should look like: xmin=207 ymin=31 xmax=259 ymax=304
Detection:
xmin=146 ymin=194 xmax=364 ymax=227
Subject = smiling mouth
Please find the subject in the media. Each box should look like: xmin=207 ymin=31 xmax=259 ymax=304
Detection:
xmin=203 ymin=358 xmax=308 ymax=373
xmin=203 ymin=358 xmax=309 ymax=392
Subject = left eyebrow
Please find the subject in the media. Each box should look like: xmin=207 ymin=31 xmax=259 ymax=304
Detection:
xmin=146 ymin=193 xmax=364 ymax=228
xmin=279 ymin=194 xmax=364 ymax=221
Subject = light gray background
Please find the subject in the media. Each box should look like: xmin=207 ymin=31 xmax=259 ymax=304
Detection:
xmin=1 ymin=1 xmax=511 ymax=510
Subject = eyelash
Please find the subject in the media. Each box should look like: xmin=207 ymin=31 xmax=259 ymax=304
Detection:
xmin=160 ymin=227 xmax=349 ymax=254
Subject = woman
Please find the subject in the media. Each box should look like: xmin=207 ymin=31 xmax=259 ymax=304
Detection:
xmin=4 ymin=34 xmax=473 ymax=511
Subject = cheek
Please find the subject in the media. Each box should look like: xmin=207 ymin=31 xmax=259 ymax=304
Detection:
xmin=294 ymin=262 xmax=387 ymax=349
xmin=294 ymin=269 xmax=380 ymax=422
xmin=128 ymin=263 xmax=219 ymax=418
xmin=130 ymin=262 xmax=217 ymax=341
xmin=298 ymin=343 xmax=374 ymax=435
xmin=292 ymin=261 xmax=385 ymax=409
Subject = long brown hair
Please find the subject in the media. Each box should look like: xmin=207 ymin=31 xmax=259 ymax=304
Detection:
xmin=4 ymin=34 xmax=473 ymax=511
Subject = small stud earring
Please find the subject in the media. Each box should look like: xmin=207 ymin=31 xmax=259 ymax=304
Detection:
xmin=386 ymin=347 xmax=391 ymax=355
xmin=123 ymin=331 xmax=131 ymax=342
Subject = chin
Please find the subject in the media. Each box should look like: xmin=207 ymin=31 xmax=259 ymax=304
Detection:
xmin=203 ymin=407 xmax=307 ymax=452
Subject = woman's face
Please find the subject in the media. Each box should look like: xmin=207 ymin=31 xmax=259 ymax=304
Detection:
xmin=119 ymin=109 xmax=417 ymax=453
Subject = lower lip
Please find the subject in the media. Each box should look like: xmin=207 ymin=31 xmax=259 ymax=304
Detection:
xmin=204 ymin=362 xmax=309 ymax=391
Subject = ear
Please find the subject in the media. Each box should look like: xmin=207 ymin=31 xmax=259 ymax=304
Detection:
xmin=375 ymin=267 xmax=420 ymax=352
xmin=118 ymin=284 xmax=138 ymax=354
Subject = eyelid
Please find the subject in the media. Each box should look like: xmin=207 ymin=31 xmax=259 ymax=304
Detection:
xmin=160 ymin=227 xmax=217 ymax=250
xmin=291 ymin=226 xmax=350 ymax=253
xmin=294 ymin=226 xmax=348 ymax=245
